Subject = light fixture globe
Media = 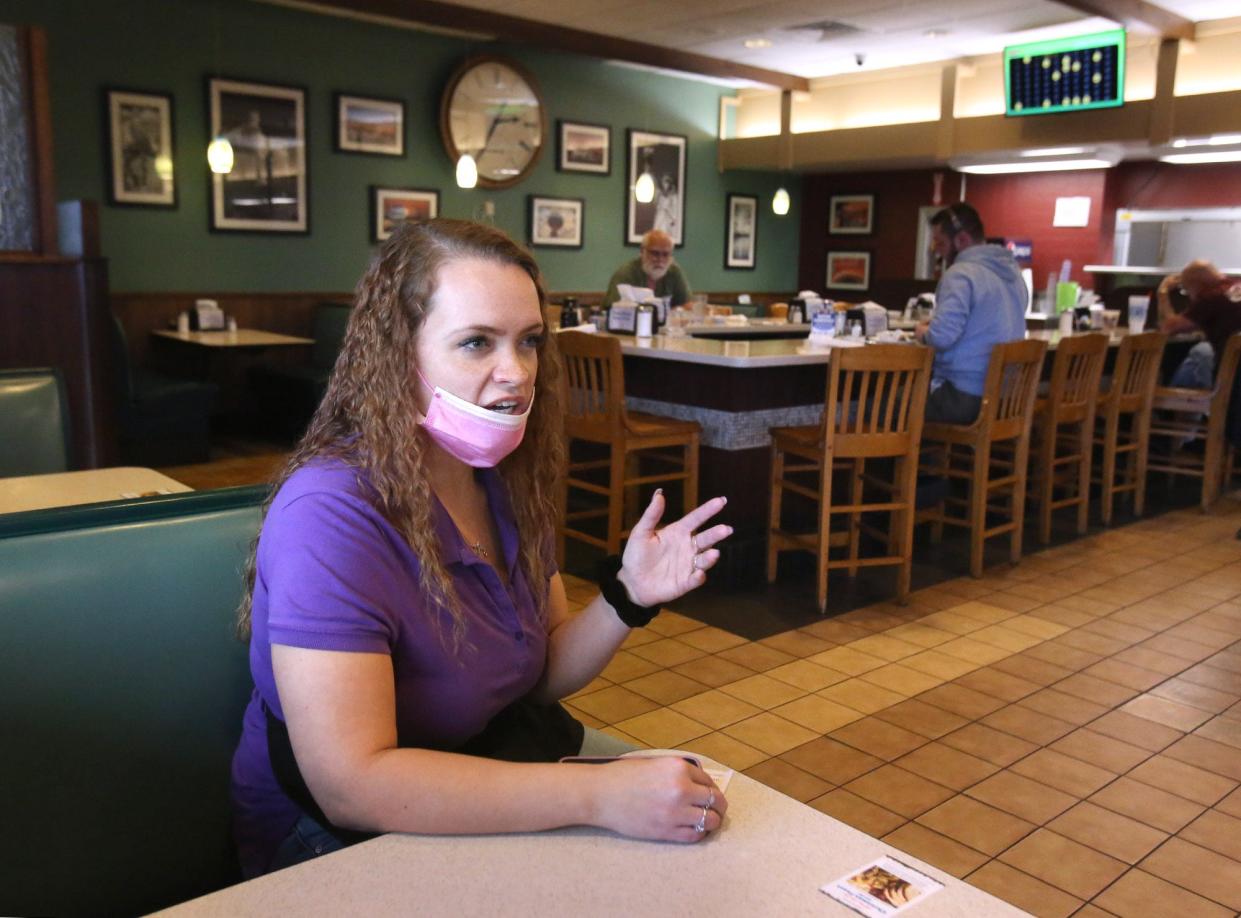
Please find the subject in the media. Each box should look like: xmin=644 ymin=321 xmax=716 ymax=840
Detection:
xmin=634 ymin=171 xmax=656 ymax=204
xmin=456 ymin=153 xmax=479 ymax=189
xmin=772 ymin=187 xmax=790 ymax=215
xmin=207 ymin=136 xmax=234 ymax=174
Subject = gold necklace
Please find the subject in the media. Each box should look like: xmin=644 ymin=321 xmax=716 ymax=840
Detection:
xmin=470 ymin=541 xmax=489 ymax=559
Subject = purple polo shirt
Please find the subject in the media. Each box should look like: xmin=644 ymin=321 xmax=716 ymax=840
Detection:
xmin=230 ymin=459 xmax=550 ymax=877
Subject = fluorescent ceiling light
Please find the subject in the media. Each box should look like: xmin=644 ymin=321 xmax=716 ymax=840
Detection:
xmin=1160 ymin=151 xmax=1241 ymax=164
xmin=1020 ymin=146 xmax=1088 ymax=157
xmin=957 ymin=159 xmax=1114 ymax=174
xmin=744 ymin=38 xmax=772 ymax=49
xmin=1172 ymin=134 xmax=1241 ymax=148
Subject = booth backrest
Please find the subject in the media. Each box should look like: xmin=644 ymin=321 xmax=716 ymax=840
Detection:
xmin=0 ymin=367 xmax=71 ymax=476
xmin=0 ymin=486 xmax=267 ymax=917
xmin=310 ymin=301 xmax=352 ymax=371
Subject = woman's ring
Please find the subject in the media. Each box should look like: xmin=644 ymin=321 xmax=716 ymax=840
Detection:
xmin=691 ymin=533 xmax=699 ymax=553
xmin=707 ymin=789 xmax=715 ymax=809
xmin=695 ymin=804 xmax=709 ymax=833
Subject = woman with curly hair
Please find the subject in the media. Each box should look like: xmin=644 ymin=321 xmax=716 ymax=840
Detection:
xmin=230 ymin=218 xmax=731 ymax=877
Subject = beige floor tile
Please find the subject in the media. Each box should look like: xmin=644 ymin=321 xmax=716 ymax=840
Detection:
xmin=830 ymin=717 xmax=928 ymax=761
xmin=599 ymin=650 xmax=662 ymax=682
xmin=917 ymin=610 xmax=987 ymax=635
xmin=858 ymin=663 xmax=945 ymax=696
xmin=1023 ymin=640 xmax=1104 ymax=672
xmin=884 ymin=623 xmax=958 ymax=648
xmin=619 ymin=627 xmax=663 ymax=649
xmin=1054 ymin=672 xmax=1139 ymax=708
xmin=1088 ymin=710 xmax=1184 ymax=752
xmin=614 ymin=708 xmax=711 ymax=748
xmin=644 ymin=611 xmax=706 ymax=637
xmin=1017 ymin=687 xmax=1109 ymax=726
xmin=1046 ymin=801 xmax=1168 ymax=864
xmin=570 ymin=685 xmax=661 ymax=723
xmin=808 ymin=789 xmax=906 ymax=837
xmin=669 ymin=689 xmax=763 ymax=730
xmin=674 ymin=625 xmax=749 ymax=654
xmin=1148 ymin=677 xmax=1240 ymax=714
xmin=1027 ymin=603 xmax=1098 ymax=629
xmin=1138 ymin=633 xmax=1220 ymax=663
xmin=771 ymin=694 xmax=864 ymax=733
xmin=915 ymin=682 xmax=1007 ymax=719
xmin=848 ymin=633 xmax=924 ymax=662
xmin=949 ymin=600 xmax=1020 ymax=624
xmin=797 ymin=619 xmax=874 ymax=644
xmin=563 ymin=703 xmax=605 ymax=729
xmin=1056 ymin=629 xmax=1132 ymax=657
xmin=1111 ymin=646 xmax=1192 ymax=677
xmin=940 ymin=723 xmax=1039 ymax=767
xmin=1090 ymin=776 xmax=1206 ymax=833
xmin=780 ymin=736 xmax=885 ymax=785
xmin=1120 ymin=694 xmax=1214 ymax=732
xmin=717 ymin=673 xmax=806 ymax=709
xmin=1093 ymin=868 xmax=1233 ymax=918
xmin=817 ymin=678 xmax=906 ymax=714
xmin=982 ymin=705 xmax=1076 ymax=746
xmin=600 ymin=725 xmax=646 ymax=748
xmin=716 ymin=641 xmax=797 ymax=673
xmin=844 ymin=763 xmax=956 ymax=818
xmin=1001 ymin=614 xmax=1070 ymax=640
xmin=1009 ymin=748 xmax=1116 ymax=797
xmin=722 ymin=711 xmax=820 ymax=756
xmin=873 ymin=698 xmax=969 ymax=740
xmin=742 ymin=757 xmax=832 ymax=802
xmin=935 ymin=636 xmax=1011 ymax=665
xmin=954 ymin=667 xmax=1041 ymax=701
xmin=916 ymin=794 xmax=1036 ymax=855
xmin=999 ymin=828 xmax=1127 ymax=899
xmin=899 ymin=650 xmax=979 ymax=681
xmin=1050 ymin=728 xmax=1151 ymax=774
xmin=806 ymin=645 xmax=888 ymax=675
xmin=1195 ymin=713 xmax=1241 ymax=749
xmin=968 ymin=770 xmax=1077 ymax=824
xmin=965 ymin=861 xmax=1082 ymax=918
xmin=985 ymin=591 xmax=1045 ymax=613
xmin=678 ymin=731 xmax=768 ymax=771
xmin=882 ymin=822 xmax=989 ymax=878
xmin=1179 ymin=808 xmax=1241 ymax=861
xmin=991 ymin=653 xmax=1074 ymax=687
xmin=622 ymin=670 xmax=709 ymax=705
xmin=894 ymin=741 xmax=999 ymax=791
xmin=757 ymin=630 xmax=836 ymax=658
xmin=969 ymin=623 xmax=1044 ymax=653
xmin=671 ymin=654 xmax=757 ymax=688
xmin=565 ymin=676 xmax=612 ymax=700
xmin=764 ymin=658 xmax=849 ymax=692
xmin=626 ymin=637 xmax=706 ymax=668
xmin=1139 ymin=838 xmax=1241 ymax=911
xmin=1126 ymin=754 xmax=1238 ymax=806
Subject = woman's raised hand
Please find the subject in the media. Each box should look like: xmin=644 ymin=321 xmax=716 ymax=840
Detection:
xmin=618 ymin=491 xmax=731 ymax=608
xmin=591 ymin=756 xmax=726 ymax=843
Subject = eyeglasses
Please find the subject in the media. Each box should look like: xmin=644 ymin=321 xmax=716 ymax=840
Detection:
xmin=643 ymin=248 xmax=672 ymax=258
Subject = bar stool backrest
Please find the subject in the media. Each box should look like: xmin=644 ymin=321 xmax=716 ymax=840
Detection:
xmin=557 ymin=331 xmax=627 ymax=441
xmin=1107 ymin=332 xmax=1166 ymax=417
xmin=822 ymin=344 xmax=933 ymax=459
xmin=1044 ymin=333 xmax=1109 ymax=424
xmin=982 ymin=339 xmax=1048 ymax=441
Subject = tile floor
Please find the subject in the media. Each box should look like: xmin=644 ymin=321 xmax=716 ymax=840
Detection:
xmin=561 ymin=502 xmax=1241 ymax=918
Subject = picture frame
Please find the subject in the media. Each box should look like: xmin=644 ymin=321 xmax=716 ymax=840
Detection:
xmin=528 ymin=195 xmax=584 ymax=248
xmin=556 ymin=120 xmax=609 ymax=174
xmin=207 ymin=76 xmax=308 ymax=233
xmin=370 ymin=186 xmax=438 ymax=242
xmin=104 ymin=87 xmax=176 ymax=207
xmin=826 ymin=251 xmax=871 ymax=291
xmin=829 ymin=194 xmax=875 ymax=235
xmin=334 ymin=92 xmax=405 ymax=157
xmin=626 ymin=129 xmax=686 ymax=246
xmin=724 ymin=193 xmax=757 ymax=269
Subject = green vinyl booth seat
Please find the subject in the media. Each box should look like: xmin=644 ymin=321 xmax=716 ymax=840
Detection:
xmin=0 ymin=485 xmax=267 ymax=917
xmin=0 ymin=367 xmax=71 ymax=476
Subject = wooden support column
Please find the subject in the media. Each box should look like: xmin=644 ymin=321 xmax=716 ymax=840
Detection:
xmin=1149 ymin=37 xmax=1180 ymax=147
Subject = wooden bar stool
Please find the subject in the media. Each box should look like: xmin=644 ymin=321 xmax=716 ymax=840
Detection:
xmin=1148 ymin=332 xmax=1241 ymax=511
xmin=1094 ymin=331 xmax=1166 ymax=524
xmin=919 ymin=339 xmax=1047 ymax=578
xmin=556 ymin=331 xmax=700 ymax=558
xmin=767 ymin=344 xmax=932 ymax=613
xmin=1027 ymin=333 xmax=1109 ymax=543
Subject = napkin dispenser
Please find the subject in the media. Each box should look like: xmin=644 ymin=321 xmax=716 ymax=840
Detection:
xmin=191 ymin=299 xmax=226 ymax=331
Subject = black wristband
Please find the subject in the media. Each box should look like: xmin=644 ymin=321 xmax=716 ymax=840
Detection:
xmin=596 ymin=554 xmax=660 ymax=629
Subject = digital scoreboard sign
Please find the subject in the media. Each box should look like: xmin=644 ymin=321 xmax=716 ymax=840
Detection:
xmin=1004 ymin=29 xmax=1125 ymax=117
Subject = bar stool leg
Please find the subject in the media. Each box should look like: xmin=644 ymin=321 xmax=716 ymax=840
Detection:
xmin=1011 ymin=434 xmax=1031 ymax=567
xmin=1100 ymin=416 xmax=1118 ymax=526
xmin=607 ymin=443 xmax=626 ymax=555
xmin=895 ymin=454 xmax=916 ymax=602
xmin=766 ymin=442 xmax=783 ymax=584
xmin=684 ymin=435 xmax=699 ymax=514
xmin=847 ymin=458 xmax=863 ymax=578
xmin=816 ymin=457 xmax=834 ymax=613
xmin=1036 ymin=422 xmax=1056 ymax=544
xmin=1204 ymin=434 xmax=1224 ymax=510
xmin=969 ymin=442 xmax=989 ymax=578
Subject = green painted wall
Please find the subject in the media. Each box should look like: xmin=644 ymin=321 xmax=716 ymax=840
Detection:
xmin=3 ymin=0 xmax=800 ymax=293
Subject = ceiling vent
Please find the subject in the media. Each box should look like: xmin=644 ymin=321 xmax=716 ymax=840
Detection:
xmin=784 ymin=19 xmax=863 ymax=41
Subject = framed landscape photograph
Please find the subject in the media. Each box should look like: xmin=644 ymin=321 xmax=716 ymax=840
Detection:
xmin=528 ymin=195 xmax=584 ymax=248
xmin=725 ymin=194 xmax=757 ymax=269
xmin=335 ymin=92 xmax=404 ymax=156
xmin=829 ymin=194 xmax=875 ymax=234
xmin=557 ymin=120 xmax=609 ymax=174
xmin=827 ymin=251 xmax=871 ymax=291
xmin=626 ymin=129 xmax=686 ymax=246
xmin=208 ymin=76 xmax=308 ymax=233
xmin=371 ymin=186 xmax=438 ymax=242
xmin=104 ymin=88 xmax=176 ymax=207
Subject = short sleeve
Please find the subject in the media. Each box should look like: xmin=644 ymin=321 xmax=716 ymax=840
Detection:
xmin=259 ymin=486 xmax=411 ymax=654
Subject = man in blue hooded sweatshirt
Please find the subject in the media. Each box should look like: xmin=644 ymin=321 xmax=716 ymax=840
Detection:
xmin=915 ymin=203 xmax=1028 ymax=424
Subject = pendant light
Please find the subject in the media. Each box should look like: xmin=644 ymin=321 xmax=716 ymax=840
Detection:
xmin=772 ymin=187 xmax=790 ymax=215
xmin=634 ymin=169 xmax=655 ymax=204
xmin=456 ymin=152 xmax=478 ymax=189
xmin=207 ymin=137 xmax=234 ymax=174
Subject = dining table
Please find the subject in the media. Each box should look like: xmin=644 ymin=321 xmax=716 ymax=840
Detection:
xmin=0 ymin=466 xmax=191 ymax=514
xmin=152 ymin=754 xmax=1027 ymax=917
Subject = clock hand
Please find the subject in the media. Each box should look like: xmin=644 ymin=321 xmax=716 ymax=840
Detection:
xmin=482 ymin=103 xmax=507 ymax=150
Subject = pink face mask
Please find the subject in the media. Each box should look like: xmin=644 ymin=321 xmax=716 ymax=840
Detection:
xmin=416 ymin=371 xmax=533 ymax=467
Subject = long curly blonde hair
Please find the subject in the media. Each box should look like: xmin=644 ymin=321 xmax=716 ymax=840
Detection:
xmin=237 ymin=218 xmax=565 ymax=650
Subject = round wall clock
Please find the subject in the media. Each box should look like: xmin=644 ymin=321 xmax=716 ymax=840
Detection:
xmin=440 ymin=56 xmax=545 ymax=189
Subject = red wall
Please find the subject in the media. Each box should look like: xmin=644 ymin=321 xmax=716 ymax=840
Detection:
xmin=798 ymin=161 xmax=1241 ymax=305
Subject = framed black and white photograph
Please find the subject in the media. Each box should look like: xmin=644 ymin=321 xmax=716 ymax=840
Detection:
xmin=626 ymin=129 xmax=686 ymax=246
xmin=725 ymin=193 xmax=757 ymax=269
xmin=370 ymin=186 xmax=438 ymax=242
xmin=104 ymin=88 xmax=176 ymax=207
xmin=556 ymin=120 xmax=609 ymax=174
xmin=208 ymin=76 xmax=308 ymax=233
xmin=335 ymin=92 xmax=404 ymax=157
xmin=826 ymin=251 xmax=871 ymax=291
xmin=528 ymin=195 xmax=584 ymax=248
xmin=829 ymin=194 xmax=875 ymax=235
